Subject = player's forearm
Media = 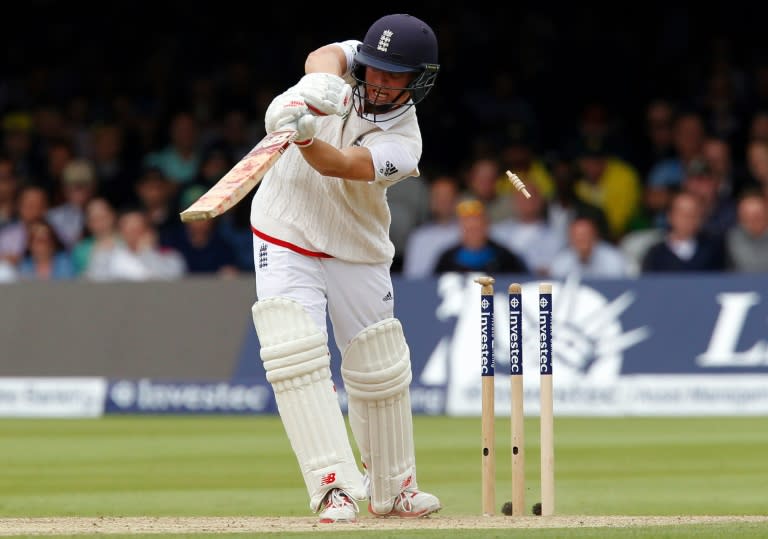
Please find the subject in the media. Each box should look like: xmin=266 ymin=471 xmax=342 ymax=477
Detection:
xmin=305 ymin=45 xmax=347 ymax=76
xmin=298 ymin=140 xmax=374 ymax=181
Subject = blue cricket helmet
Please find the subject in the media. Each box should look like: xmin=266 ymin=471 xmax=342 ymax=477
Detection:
xmin=351 ymin=14 xmax=440 ymax=115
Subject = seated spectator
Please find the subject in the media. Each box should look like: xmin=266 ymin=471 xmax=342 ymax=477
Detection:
xmin=17 ymin=219 xmax=75 ymax=281
xmin=89 ymin=123 xmax=140 ymax=209
xmin=71 ymin=197 xmax=120 ymax=276
xmin=85 ymin=208 xmax=186 ymax=281
xmin=744 ymin=139 xmax=768 ymax=197
xmin=570 ymin=134 xmax=643 ymax=242
xmin=134 ymin=166 xmax=179 ymax=238
xmin=549 ymin=216 xmax=631 ymax=279
xmin=0 ymin=185 xmax=50 ymax=265
xmin=632 ymin=98 xmax=676 ymax=179
xmin=641 ymin=191 xmax=726 ymax=272
xmin=679 ymin=158 xmax=737 ymax=239
xmin=547 ymin=153 xmax=611 ymax=243
xmin=142 ymin=111 xmax=201 ymax=187
xmin=462 ymin=157 xmax=513 ymax=222
xmin=402 ymin=175 xmax=461 ymax=278
xmin=726 ymin=191 xmax=768 ymax=271
xmin=495 ymin=122 xmax=555 ymax=201
xmin=491 ymin=182 xmax=564 ymax=276
xmin=644 ymin=110 xmax=707 ymax=227
xmin=47 ymin=159 xmax=98 ymax=249
xmin=162 ymin=217 xmax=239 ymax=276
xmin=433 ymin=199 xmax=528 ymax=275
xmin=0 ymin=156 xmax=19 ymax=228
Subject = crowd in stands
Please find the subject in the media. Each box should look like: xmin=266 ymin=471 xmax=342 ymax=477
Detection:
xmin=2 ymin=8 xmax=768 ymax=283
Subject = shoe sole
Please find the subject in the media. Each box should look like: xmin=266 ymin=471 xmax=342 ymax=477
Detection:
xmin=319 ymin=517 xmax=357 ymax=524
xmin=369 ymin=504 xmax=442 ymax=518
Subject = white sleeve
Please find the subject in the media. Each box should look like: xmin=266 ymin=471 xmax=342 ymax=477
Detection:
xmin=368 ymin=141 xmax=420 ymax=186
xmin=333 ymin=40 xmax=362 ymax=78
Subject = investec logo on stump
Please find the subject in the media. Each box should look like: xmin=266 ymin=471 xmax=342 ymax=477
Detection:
xmin=480 ymin=296 xmax=494 ymax=376
xmin=509 ymin=298 xmax=521 ymax=375
xmin=108 ymin=379 xmax=270 ymax=413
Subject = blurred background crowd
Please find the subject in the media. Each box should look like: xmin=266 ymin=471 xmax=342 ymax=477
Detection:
xmin=2 ymin=3 xmax=768 ymax=282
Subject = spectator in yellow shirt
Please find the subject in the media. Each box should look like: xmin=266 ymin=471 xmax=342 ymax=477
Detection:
xmin=571 ymin=134 xmax=643 ymax=242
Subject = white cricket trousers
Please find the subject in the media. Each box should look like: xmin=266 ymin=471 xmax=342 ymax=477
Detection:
xmin=253 ymin=239 xmax=395 ymax=351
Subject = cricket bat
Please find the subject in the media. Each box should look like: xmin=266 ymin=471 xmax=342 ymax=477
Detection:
xmin=179 ymin=129 xmax=298 ymax=222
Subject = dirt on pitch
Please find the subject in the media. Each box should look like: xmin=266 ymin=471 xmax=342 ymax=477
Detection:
xmin=1 ymin=515 xmax=767 ymax=535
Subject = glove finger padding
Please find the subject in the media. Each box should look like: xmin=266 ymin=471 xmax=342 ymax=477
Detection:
xmin=297 ymin=73 xmax=353 ymax=117
xmin=265 ymin=92 xmax=308 ymax=134
xmin=294 ymin=114 xmax=317 ymax=146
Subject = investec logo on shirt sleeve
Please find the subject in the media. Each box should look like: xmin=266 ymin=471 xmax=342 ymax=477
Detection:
xmin=107 ymin=379 xmax=271 ymax=413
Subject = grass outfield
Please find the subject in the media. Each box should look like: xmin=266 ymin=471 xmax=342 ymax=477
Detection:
xmin=0 ymin=416 xmax=766 ymax=537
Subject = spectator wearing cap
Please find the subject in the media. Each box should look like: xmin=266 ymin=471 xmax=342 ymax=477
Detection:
xmin=725 ymin=191 xmax=768 ymax=272
xmin=433 ymin=199 xmax=528 ymax=275
xmin=680 ymin=157 xmax=737 ymax=239
xmin=47 ymin=159 xmax=98 ymax=249
xmin=549 ymin=216 xmax=631 ymax=279
xmin=641 ymin=191 xmax=726 ymax=273
xmin=571 ymin=134 xmax=643 ymax=242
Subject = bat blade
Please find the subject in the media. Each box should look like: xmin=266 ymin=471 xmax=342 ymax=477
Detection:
xmin=179 ymin=129 xmax=297 ymax=222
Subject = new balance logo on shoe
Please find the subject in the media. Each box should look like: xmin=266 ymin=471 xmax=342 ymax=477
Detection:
xmin=382 ymin=291 xmax=393 ymax=302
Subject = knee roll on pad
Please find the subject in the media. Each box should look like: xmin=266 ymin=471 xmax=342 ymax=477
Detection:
xmin=252 ymin=297 xmax=365 ymax=510
xmin=341 ymin=318 xmax=417 ymax=514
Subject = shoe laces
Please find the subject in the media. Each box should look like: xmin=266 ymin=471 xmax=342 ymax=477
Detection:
xmin=325 ymin=489 xmax=359 ymax=512
xmin=395 ymin=490 xmax=416 ymax=512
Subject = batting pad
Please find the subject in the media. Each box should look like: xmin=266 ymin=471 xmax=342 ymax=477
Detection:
xmin=252 ymin=297 xmax=366 ymax=511
xmin=341 ymin=318 xmax=417 ymax=514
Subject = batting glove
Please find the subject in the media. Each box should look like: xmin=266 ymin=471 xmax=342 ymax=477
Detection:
xmin=264 ymin=92 xmax=308 ymax=134
xmin=292 ymin=114 xmax=317 ymax=147
xmin=296 ymin=73 xmax=353 ymax=117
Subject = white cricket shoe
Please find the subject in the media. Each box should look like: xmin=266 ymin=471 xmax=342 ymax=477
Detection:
xmin=317 ymin=488 xmax=359 ymax=524
xmin=369 ymin=489 xmax=442 ymax=518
